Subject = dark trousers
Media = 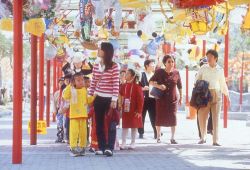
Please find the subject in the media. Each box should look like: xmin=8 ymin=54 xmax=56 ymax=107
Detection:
xmin=197 ymin=111 xmax=213 ymax=138
xmin=138 ymin=97 xmax=157 ymax=138
xmin=94 ymin=96 xmax=116 ymax=151
xmin=64 ymin=116 xmax=70 ymax=140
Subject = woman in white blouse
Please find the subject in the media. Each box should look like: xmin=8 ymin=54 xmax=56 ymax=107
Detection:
xmin=195 ymin=49 xmax=230 ymax=146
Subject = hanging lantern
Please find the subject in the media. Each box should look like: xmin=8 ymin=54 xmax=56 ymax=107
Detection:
xmin=241 ymin=6 xmax=250 ymax=32
xmin=119 ymin=0 xmax=150 ymax=8
xmin=170 ymin=0 xmax=225 ymax=8
xmin=0 ymin=18 xmax=12 ymax=31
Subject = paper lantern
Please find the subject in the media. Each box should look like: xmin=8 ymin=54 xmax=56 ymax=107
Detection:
xmin=162 ymin=43 xmax=171 ymax=55
xmin=0 ymin=18 xmax=12 ymax=31
xmin=45 ymin=44 xmax=57 ymax=60
xmin=93 ymin=0 xmax=105 ymax=22
xmin=25 ymin=18 xmax=46 ymax=37
xmin=127 ymin=36 xmax=143 ymax=50
xmin=146 ymin=36 xmax=164 ymax=56
xmin=170 ymin=0 xmax=225 ymax=8
xmin=114 ymin=2 xmax=123 ymax=32
xmin=119 ymin=0 xmax=150 ymax=8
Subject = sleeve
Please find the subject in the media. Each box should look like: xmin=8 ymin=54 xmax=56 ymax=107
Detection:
xmin=87 ymin=95 xmax=95 ymax=105
xmin=111 ymin=64 xmax=120 ymax=102
xmin=135 ymin=85 xmax=144 ymax=114
xmin=219 ymin=69 xmax=229 ymax=96
xmin=81 ymin=62 xmax=93 ymax=75
xmin=89 ymin=64 xmax=98 ymax=96
xmin=177 ymin=71 xmax=182 ymax=89
xmin=149 ymin=69 xmax=161 ymax=83
xmin=195 ymin=67 xmax=203 ymax=82
xmin=62 ymin=85 xmax=71 ymax=100
xmin=140 ymin=72 xmax=145 ymax=87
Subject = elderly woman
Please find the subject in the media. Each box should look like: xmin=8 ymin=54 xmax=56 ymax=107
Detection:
xmin=149 ymin=55 xmax=182 ymax=144
xmin=195 ymin=49 xmax=230 ymax=146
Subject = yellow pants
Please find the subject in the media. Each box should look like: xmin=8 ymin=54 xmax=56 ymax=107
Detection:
xmin=70 ymin=118 xmax=87 ymax=148
xmin=198 ymin=89 xmax=222 ymax=143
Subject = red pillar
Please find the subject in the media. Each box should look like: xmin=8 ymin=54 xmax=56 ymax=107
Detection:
xmin=39 ymin=34 xmax=45 ymax=121
xmin=46 ymin=60 xmax=51 ymax=127
xmin=52 ymin=59 xmax=57 ymax=122
xmin=202 ymin=40 xmax=206 ymax=57
xmin=57 ymin=61 xmax=62 ymax=89
xmin=30 ymin=35 xmax=38 ymax=145
xmin=239 ymin=55 xmax=244 ymax=109
xmin=185 ymin=66 xmax=189 ymax=105
xmin=224 ymin=24 xmax=229 ymax=128
xmin=12 ymin=0 xmax=23 ymax=164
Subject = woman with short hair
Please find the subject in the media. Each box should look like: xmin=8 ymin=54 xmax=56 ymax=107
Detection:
xmin=149 ymin=55 xmax=182 ymax=144
xmin=195 ymin=49 xmax=230 ymax=146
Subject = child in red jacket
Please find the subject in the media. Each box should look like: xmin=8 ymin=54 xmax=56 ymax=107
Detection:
xmin=119 ymin=69 xmax=144 ymax=150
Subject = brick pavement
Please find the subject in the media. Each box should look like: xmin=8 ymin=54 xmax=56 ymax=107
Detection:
xmin=0 ymin=110 xmax=250 ymax=170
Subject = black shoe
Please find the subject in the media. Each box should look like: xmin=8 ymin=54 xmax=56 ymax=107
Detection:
xmin=139 ymin=134 xmax=143 ymax=139
xmin=170 ymin=139 xmax=178 ymax=144
xmin=89 ymin=147 xmax=95 ymax=153
xmin=213 ymin=143 xmax=221 ymax=146
xmin=104 ymin=149 xmax=113 ymax=157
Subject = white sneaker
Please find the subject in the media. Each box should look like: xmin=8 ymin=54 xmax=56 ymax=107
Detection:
xmin=95 ymin=150 xmax=104 ymax=155
xmin=104 ymin=149 xmax=113 ymax=157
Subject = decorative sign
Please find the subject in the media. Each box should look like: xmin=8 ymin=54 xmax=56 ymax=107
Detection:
xmin=27 ymin=120 xmax=47 ymax=135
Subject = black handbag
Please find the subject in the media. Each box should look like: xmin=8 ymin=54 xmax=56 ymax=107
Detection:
xmin=150 ymin=87 xmax=164 ymax=99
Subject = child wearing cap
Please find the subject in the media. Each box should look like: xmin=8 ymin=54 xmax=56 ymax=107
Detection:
xmin=63 ymin=72 xmax=94 ymax=157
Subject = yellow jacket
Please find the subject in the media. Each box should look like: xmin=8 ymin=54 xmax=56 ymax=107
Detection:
xmin=63 ymin=85 xmax=94 ymax=119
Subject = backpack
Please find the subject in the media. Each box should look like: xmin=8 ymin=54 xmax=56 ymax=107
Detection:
xmin=190 ymin=80 xmax=212 ymax=109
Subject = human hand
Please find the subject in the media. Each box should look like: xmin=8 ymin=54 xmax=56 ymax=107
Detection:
xmin=110 ymin=101 xmax=117 ymax=109
xmin=143 ymin=86 xmax=149 ymax=91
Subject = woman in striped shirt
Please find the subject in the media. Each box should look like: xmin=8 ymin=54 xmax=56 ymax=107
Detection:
xmin=89 ymin=42 xmax=120 ymax=156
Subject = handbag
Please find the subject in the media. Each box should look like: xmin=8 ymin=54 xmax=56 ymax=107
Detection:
xmin=150 ymin=87 xmax=164 ymax=99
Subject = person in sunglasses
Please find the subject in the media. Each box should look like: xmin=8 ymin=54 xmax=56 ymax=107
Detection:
xmin=149 ymin=55 xmax=182 ymax=144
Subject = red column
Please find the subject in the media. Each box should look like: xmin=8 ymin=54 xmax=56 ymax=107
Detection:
xmin=52 ymin=59 xmax=57 ymax=122
xmin=185 ymin=66 xmax=189 ymax=105
xmin=57 ymin=61 xmax=62 ymax=89
xmin=239 ymin=55 xmax=244 ymax=109
xmin=30 ymin=35 xmax=38 ymax=145
xmin=39 ymin=34 xmax=45 ymax=121
xmin=224 ymin=24 xmax=229 ymax=128
xmin=12 ymin=0 xmax=23 ymax=164
xmin=202 ymin=40 xmax=206 ymax=57
xmin=46 ymin=60 xmax=51 ymax=127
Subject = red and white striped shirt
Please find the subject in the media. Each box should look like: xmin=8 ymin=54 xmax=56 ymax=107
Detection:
xmin=89 ymin=63 xmax=120 ymax=101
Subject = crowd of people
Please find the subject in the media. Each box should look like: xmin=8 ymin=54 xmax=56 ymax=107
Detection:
xmin=53 ymin=42 xmax=230 ymax=157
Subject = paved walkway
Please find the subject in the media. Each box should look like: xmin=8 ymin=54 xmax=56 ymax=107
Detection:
xmin=0 ymin=105 xmax=250 ymax=170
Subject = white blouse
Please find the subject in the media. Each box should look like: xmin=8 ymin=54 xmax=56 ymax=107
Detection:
xmin=195 ymin=64 xmax=229 ymax=96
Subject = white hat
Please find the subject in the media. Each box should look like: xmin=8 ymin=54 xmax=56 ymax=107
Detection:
xmin=73 ymin=52 xmax=84 ymax=63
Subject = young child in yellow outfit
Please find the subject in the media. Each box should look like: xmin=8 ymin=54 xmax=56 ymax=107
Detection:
xmin=63 ymin=72 xmax=94 ymax=157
